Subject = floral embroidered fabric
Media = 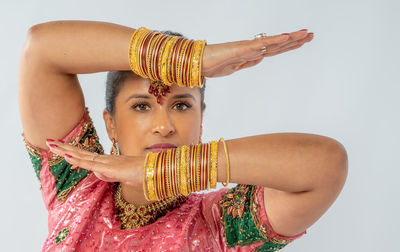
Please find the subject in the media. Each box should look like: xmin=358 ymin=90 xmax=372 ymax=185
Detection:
xmin=22 ymin=106 xmax=306 ymax=251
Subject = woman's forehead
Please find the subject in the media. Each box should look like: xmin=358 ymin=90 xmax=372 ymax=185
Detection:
xmin=119 ymin=77 xmax=199 ymax=102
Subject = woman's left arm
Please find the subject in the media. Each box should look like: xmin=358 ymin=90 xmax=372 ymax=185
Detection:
xmin=46 ymin=132 xmax=347 ymax=237
xmin=216 ymin=132 xmax=348 ymax=237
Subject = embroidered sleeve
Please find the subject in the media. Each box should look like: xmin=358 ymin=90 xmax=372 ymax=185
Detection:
xmin=219 ymin=184 xmax=307 ymax=251
xmin=21 ymin=107 xmax=104 ymax=203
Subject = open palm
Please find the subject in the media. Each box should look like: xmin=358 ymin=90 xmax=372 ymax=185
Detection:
xmin=202 ymin=29 xmax=313 ymax=77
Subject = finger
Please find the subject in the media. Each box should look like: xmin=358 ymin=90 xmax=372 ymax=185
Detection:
xmin=64 ymin=153 xmax=111 ymax=175
xmin=253 ymin=33 xmax=290 ymax=50
xmin=50 ymin=140 xmax=99 ymax=157
xmin=46 ymin=140 xmax=108 ymax=163
xmin=263 ymin=43 xmax=304 ymax=57
xmin=267 ymin=32 xmax=313 ymax=53
xmin=271 ymin=34 xmax=313 ymax=54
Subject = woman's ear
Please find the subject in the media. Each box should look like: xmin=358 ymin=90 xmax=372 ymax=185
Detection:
xmin=103 ymin=109 xmax=117 ymax=141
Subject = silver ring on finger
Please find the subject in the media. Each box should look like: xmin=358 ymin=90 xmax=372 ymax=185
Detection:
xmin=254 ymin=32 xmax=268 ymax=39
xmin=254 ymin=33 xmax=268 ymax=53
xmin=260 ymin=47 xmax=268 ymax=53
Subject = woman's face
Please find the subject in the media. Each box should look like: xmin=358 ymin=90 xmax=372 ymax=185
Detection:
xmin=103 ymin=75 xmax=203 ymax=156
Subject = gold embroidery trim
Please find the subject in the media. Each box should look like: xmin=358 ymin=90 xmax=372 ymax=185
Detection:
xmin=249 ymin=185 xmax=292 ymax=245
xmin=22 ymin=132 xmax=42 ymax=159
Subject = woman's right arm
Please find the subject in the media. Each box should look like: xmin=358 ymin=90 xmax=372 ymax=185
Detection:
xmin=18 ymin=20 xmax=311 ymax=151
xmin=18 ymin=20 xmax=135 ymax=150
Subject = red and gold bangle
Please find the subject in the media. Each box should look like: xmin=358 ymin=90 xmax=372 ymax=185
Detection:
xmin=146 ymin=32 xmax=161 ymax=81
xmin=182 ymin=40 xmax=194 ymax=87
xmin=152 ymin=34 xmax=168 ymax=81
xmin=162 ymin=151 xmax=168 ymax=199
xmin=177 ymin=39 xmax=190 ymax=87
xmin=140 ymin=31 xmax=154 ymax=78
xmin=166 ymin=149 xmax=172 ymax=197
xmin=136 ymin=30 xmax=151 ymax=78
xmin=192 ymin=144 xmax=197 ymax=192
xmin=175 ymin=147 xmax=181 ymax=196
xmin=150 ymin=33 xmax=164 ymax=80
xmin=174 ymin=38 xmax=187 ymax=84
xmin=201 ymin=143 xmax=206 ymax=190
xmin=196 ymin=143 xmax=201 ymax=192
xmin=170 ymin=37 xmax=184 ymax=84
xmin=157 ymin=152 xmax=164 ymax=200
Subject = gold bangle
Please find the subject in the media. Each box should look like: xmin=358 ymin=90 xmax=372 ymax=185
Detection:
xmin=177 ymin=39 xmax=190 ymax=87
xmin=191 ymin=40 xmax=206 ymax=87
xmin=165 ymin=149 xmax=171 ymax=197
xmin=175 ymin=148 xmax=181 ymax=195
xmin=161 ymin=36 xmax=179 ymax=86
xmin=207 ymin=142 xmax=211 ymax=190
xmin=210 ymin=140 xmax=218 ymax=189
xmin=147 ymin=152 xmax=156 ymax=201
xmin=187 ymin=144 xmax=192 ymax=194
xmin=129 ymin=27 xmax=148 ymax=75
xmin=219 ymin=137 xmax=230 ymax=187
xmin=136 ymin=29 xmax=153 ymax=78
xmin=196 ymin=143 xmax=201 ymax=191
xmin=146 ymin=32 xmax=161 ymax=81
xmin=198 ymin=40 xmax=207 ymax=88
xmin=143 ymin=152 xmax=150 ymax=201
xmin=179 ymin=145 xmax=188 ymax=196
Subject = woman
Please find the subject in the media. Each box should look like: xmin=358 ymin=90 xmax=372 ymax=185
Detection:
xmin=18 ymin=20 xmax=347 ymax=251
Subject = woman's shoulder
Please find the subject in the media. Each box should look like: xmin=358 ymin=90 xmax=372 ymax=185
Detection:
xmin=197 ymin=184 xmax=306 ymax=251
xmin=21 ymin=106 xmax=105 ymax=208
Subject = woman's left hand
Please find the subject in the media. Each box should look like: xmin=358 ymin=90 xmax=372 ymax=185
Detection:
xmin=45 ymin=139 xmax=145 ymax=187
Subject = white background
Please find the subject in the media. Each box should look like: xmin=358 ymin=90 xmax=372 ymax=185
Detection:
xmin=1 ymin=0 xmax=399 ymax=251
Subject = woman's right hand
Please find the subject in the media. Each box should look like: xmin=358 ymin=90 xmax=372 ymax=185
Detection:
xmin=201 ymin=29 xmax=313 ymax=78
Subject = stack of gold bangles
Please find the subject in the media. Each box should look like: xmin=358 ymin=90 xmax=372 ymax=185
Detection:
xmin=128 ymin=27 xmax=206 ymax=90
xmin=143 ymin=138 xmax=230 ymax=201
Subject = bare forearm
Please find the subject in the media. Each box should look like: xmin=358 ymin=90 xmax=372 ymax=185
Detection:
xmin=25 ymin=20 xmax=134 ymax=74
xmin=216 ymin=133 xmax=347 ymax=193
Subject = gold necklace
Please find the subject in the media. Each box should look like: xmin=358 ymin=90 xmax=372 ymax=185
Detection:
xmin=114 ymin=183 xmax=188 ymax=229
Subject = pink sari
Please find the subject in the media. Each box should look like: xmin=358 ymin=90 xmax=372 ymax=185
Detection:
xmin=22 ymin=107 xmax=306 ymax=251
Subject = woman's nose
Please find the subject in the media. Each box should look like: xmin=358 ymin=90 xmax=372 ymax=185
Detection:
xmin=152 ymin=110 xmax=175 ymax=137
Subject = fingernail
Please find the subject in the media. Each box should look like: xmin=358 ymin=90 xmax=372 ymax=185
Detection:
xmin=300 ymin=29 xmax=307 ymax=31
xmin=46 ymin=138 xmax=55 ymax=142
xmin=50 ymin=144 xmax=58 ymax=148
xmin=65 ymin=154 xmax=73 ymax=158
xmin=57 ymin=139 xmax=65 ymax=143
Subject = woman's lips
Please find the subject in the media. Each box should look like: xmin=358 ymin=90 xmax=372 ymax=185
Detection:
xmin=147 ymin=146 xmax=177 ymax=153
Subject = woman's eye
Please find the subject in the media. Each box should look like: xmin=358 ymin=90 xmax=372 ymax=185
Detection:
xmin=132 ymin=103 xmax=150 ymax=111
xmin=174 ymin=102 xmax=191 ymax=111
xmin=131 ymin=102 xmax=191 ymax=112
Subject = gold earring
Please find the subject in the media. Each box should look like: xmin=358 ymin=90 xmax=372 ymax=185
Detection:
xmin=110 ymin=137 xmax=119 ymax=155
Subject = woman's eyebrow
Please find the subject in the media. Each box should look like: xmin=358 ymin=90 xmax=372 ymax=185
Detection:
xmin=125 ymin=93 xmax=196 ymax=102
